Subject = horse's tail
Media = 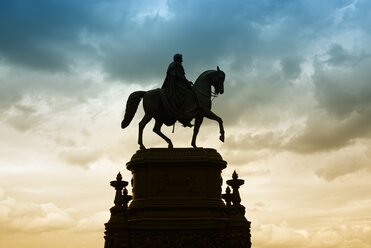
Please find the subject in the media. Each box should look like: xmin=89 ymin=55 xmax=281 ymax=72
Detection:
xmin=121 ymin=91 xmax=146 ymax=129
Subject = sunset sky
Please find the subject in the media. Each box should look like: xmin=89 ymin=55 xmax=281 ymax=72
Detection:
xmin=1 ymin=0 xmax=371 ymax=247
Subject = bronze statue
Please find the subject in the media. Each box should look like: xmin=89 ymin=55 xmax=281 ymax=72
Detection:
xmin=121 ymin=56 xmax=225 ymax=149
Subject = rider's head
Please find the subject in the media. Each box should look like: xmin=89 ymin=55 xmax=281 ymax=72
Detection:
xmin=173 ymin=53 xmax=183 ymax=63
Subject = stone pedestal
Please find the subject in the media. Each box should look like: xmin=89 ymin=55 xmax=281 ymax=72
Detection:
xmin=104 ymin=148 xmax=251 ymax=248
xmin=127 ymin=148 xmax=227 ymax=229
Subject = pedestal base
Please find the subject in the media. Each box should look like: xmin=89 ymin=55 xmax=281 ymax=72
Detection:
xmin=104 ymin=148 xmax=251 ymax=248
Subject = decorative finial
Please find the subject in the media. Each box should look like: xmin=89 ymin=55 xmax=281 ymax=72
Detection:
xmin=110 ymin=172 xmax=128 ymax=207
xmin=227 ymin=170 xmax=244 ymax=207
xmin=116 ymin=172 xmax=122 ymax=181
xmin=226 ymin=186 xmax=231 ymax=194
xmin=222 ymin=186 xmax=232 ymax=207
xmin=107 ymin=172 xmax=130 ymax=226
xmin=232 ymin=170 xmax=238 ymax=180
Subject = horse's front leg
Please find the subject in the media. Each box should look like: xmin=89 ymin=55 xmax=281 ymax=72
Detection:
xmin=191 ymin=116 xmax=203 ymax=148
xmin=202 ymin=109 xmax=225 ymax=143
xmin=138 ymin=114 xmax=152 ymax=150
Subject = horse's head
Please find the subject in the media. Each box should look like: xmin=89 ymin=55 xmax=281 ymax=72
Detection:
xmin=212 ymin=66 xmax=225 ymax=95
xmin=194 ymin=67 xmax=225 ymax=97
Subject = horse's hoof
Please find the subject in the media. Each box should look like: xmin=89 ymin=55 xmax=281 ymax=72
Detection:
xmin=191 ymin=143 xmax=197 ymax=148
xmin=219 ymin=135 xmax=225 ymax=142
xmin=168 ymin=143 xmax=174 ymax=149
xmin=140 ymin=145 xmax=146 ymax=150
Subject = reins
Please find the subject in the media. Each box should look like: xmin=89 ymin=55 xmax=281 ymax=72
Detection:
xmin=211 ymin=91 xmax=219 ymax=101
xmin=194 ymin=84 xmax=219 ymax=101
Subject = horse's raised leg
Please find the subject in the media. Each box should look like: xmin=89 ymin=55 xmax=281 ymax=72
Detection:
xmin=191 ymin=116 xmax=203 ymax=148
xmin=202 ymin=109 xmax=225 ymax=142
xmin=138 ymin=114 xmax=152 ymax=150
xmin=153 ymin=120 xmax=173 ymax=148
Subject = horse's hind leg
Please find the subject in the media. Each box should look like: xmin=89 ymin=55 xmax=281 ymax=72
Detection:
xmin=138 ymin=114 xmax=152 ymax=150
xmin=153 ymin=119 xmax=173 ymax=148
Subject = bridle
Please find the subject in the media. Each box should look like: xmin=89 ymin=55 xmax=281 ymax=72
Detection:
xmin=211 ymin=90 xmax=219 ymax=101
xmin=211 ymin=80 xmax=223 ymax=101
xmin=194 ymin=70 xmax=224 ymax=101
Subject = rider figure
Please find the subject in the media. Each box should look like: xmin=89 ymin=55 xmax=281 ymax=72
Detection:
xmin=161 ymin=53 xmax=193 ymax=127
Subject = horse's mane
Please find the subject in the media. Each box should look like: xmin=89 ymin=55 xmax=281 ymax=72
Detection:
xmin=194 ymin=70 xmax=215 ymax=86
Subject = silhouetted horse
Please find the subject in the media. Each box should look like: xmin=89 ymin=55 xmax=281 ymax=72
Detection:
xmin=121 ymin=67 xmax=225 ymax=149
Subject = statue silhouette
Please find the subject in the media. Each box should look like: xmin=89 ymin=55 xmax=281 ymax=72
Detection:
xmin=121 ymin=61 xmax=225 ymax=149
xmin=161 ymin=54 xmax=194 ymax=128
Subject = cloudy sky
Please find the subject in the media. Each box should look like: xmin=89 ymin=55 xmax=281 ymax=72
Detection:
xmin=1 ymin=0 xmax=371 ymax=247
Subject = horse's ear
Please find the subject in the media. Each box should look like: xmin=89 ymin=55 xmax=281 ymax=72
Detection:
xmin=217 ymin=66 xmax=221 ymax=72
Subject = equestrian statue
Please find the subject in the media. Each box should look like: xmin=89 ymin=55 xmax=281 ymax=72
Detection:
xmin=121 ymin=54 xmax=225 ymax=149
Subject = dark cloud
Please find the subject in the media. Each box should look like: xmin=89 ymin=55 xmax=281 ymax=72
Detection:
xmin=316 ymin=160 xmax=371 ymax=181
xmin=59 ymin=148 xmax=102 ymax=167
xmin=3 ymin=103 xmax=41 ymax=132
xmin=0 ymin=0 xmax=362 ymax=78
xmin=326 ymin=43 xmax=369 ymax=67
xmin=279 ymin=41 xmax=371 ymax=153
xmin=226 ymin=131 xmax=284 ymax=151
xmin=0 ymin=66 xmax=104 ymax=113
xmin=312 ymin=44 xmax=371 ymax=126
xmin=285 ymin=110 xmax=371 ymax=153
xmin=0 ymin=0 xmax=108 ymax=72
xmin=1 ymin=0 xmax=371 ymax=133
xmin=0 ymin=0 xmax=112 ymax=110
xmin=213 ymin=58 xmax=306 ymax=127
xmin=103 ymin=0 xmax=336 ymax=80
xmin=280 ymin=56 xmax=302 ymax=80
xmin=100 ymin=0 xmax=261 ymax=82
